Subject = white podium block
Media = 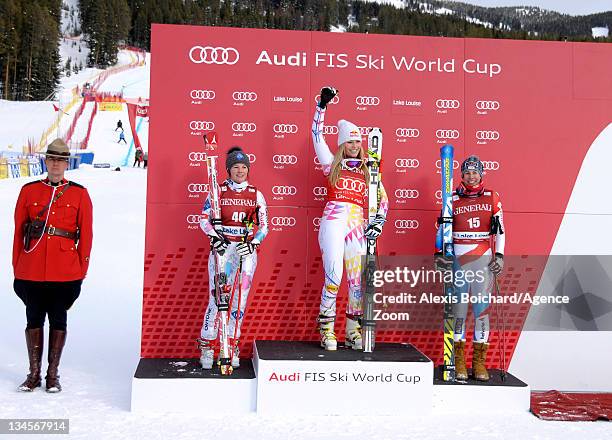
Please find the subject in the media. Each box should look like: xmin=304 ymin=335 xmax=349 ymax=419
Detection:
xmin=254 ymin=340 xmax=433 ymax=415
xmin=131 ymin=358 xmax=256 ymax=413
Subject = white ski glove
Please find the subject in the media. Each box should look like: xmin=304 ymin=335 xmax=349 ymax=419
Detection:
xmin=236 ymin=241 xmax=258 ymax=257
xmin=364 ymin=215 xmax=385 ymax=239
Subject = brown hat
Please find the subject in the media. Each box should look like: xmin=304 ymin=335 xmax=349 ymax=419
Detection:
xmin=44 ymin=138 xmax=75 ymax=159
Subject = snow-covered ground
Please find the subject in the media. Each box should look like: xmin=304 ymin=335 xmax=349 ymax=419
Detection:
xmin=97 ymin=52 xmax=151 ymax=100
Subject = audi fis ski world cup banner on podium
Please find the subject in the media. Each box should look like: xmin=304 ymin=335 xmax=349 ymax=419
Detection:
xmin=144 ymin=24 xmax=612 ymax=365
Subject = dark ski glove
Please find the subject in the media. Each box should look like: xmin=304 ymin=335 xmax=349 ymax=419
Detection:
xmin=364 ymin=215 xmax=385 ymax=239
xmin=318 ymin=86 xmax=338 ymax=109
xmin=434 ymin=252 xmax=453 ymax=271
xmin=488 ymin=252 xmax=504 ymax=275
xmin=210 ymin=235 xmax=230 ymax=254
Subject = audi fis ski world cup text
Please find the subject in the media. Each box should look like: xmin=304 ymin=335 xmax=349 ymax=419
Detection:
xmin=188 ymin=46 xmax=502 ymax=77
xmin=267 ymin=371 xmax=421 ymax=384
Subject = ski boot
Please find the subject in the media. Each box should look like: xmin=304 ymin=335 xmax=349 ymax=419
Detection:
xmin=318 ymin=315 xmax=337 ymax=351
xmin=18 ymin=328 xmax=43 ymax=392
xmin=472 ymin=342 xmax=490 ymax=381
xmin=345 ymin=316 xmax=363 ymax=350
xmin=230 ymin=339 xmax=240 ymax=369
xmin=453 ymin=340 xmax=468 ymax=381
xmin=197 ymin=338 xmax=215 ymax=370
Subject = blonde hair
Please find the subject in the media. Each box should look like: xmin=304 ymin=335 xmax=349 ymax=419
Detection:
xmin=328 ymin=143 xmax=370 ymax=187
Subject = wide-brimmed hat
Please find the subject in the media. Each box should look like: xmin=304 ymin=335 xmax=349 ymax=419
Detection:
xmin=44 ymin=138 xmax=76 ymax=159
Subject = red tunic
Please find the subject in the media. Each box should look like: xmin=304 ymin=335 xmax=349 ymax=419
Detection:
xmin=12 ymin=179 xmax=93 ymax=281
xmin=452 ymin=189 xmax=501 ymax=257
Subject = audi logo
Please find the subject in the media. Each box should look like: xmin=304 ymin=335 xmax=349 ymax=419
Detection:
xmin=248 ymin=154 xmax=256 ymax=163
xmin=313 ymin=156 xmax=321 ymax=165
xmin=315 ymin=94 xmax=340 ymax=105
xmin=188 ymin=152 xmax=207 ymax=162
xmin=436 ymin=129 xmax=460 ymax=139
xmin=232 ymin=91 xmax=258 ymax=101
xmin=395 ymin=158 xmax=420 ymax=168
xmin=188 ymin=183 xmax=209 ymax=193
xmin=355 ymin=96 xmax=380 ymax=106
xmin=323 ymin=125 xmax=338 ymax=135
xmin=189 ymin=46 xmax=239 ymax=65
xmin=395 ymin=128 xmax=420 ymax=138
xmin=336 ymin=177 xmax=367 ymax=193
xmin=436 ymin=99 xmax=460 ymax=109
xmin=482 ymin=161 xmax=500 ymax=170
xmin=476 ymin=130 xmax=500 ymax=140
xmin=189 ymin=120 xmax=215 ymax=131
xmin=395 ymin=189 xmax=420 ymax=199
xmin=190 ymin=90 xmax=215 ymax=100
xmin=313 ymin=217 xmax=321 ymax=227
xmin=186 ymin=214 xmax=203 ymax=224
xmin=435 ymin=190 xmax=442 ymax=200
xmin=476 ymin=100 xmax=500 ymax=110
xmin=312 ymin=187 xmax=327 ymax=196
xmin=358 ymin=126 xmax=373 ymax=136
xmin=394 ymin=219 xmax=420 ymax=229
xmin=272 ymin=155 xmax=298 ymax=165
xmin=273 ymin=124 xmax=298 ymax=134
xmin=271 ymin=217 xmax=296 ymax=227
xmin=435 ymin=159 xmax=460 ymax=170
xmin=232 ymin=122 xmax=257 ymax=132
xmin=272 ymin=186 xmax=297 ymax=195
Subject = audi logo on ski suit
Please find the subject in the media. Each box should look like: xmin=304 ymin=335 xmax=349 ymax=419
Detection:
xmin=336 ymin=177 xmax=366 ymax=193
xmin=187 ymin=183 xmax=209 ymax=193
xmin=395 ymin=128 xmax=420 ymax=138
xmin=476 ymin=130 xmax=500 ymax=140
xmin=232 ymin=91 xmax=258 ymax=101
xmin=436 ymin=99 xmax=460 ymax=109
xmin=186 ymin=214 xmax=203 ymax=224
xmin=482 ymin=161 xmax=500 ymax=170
xmin=315 ymin=94 xmax=340 ymax=105
xmin=189 ymin=120 xmax=215 ymax=131
xmin=272 ymin=155 xmax=298 ymax=165
xmin=395 ymin=189 xmax=420 ymax=199
xmin=189 ymin=46 xmax=240 ymax=65
xmin=190 ymin=90 xmax=215 ymax=100
xmin=232 ymin=122 xmax=257 ymax=132
xmin=395 ymin=219 xmax=419 ymax=229
xmin=271 ymin=217 xmax=296 ymax=226
xmin=395 ymin=158 xmax=420 ymax=168
xmin=272 ymin=186 xmax=297 ymax=195
xmin=475 ymin=100 xmax=500 ymax=110
xmin=273 ymin=124 xmax=298 ymax=134
xmin=435 ymin=159 xmax=460 ymax=170
xmin=188 ymin=152 xmax=207 ymax=162
xmin=312 ymin=187 xmax=327 ymax=196
xmin=355 ymin=96 xmax=380 ymax=106
xmin=436 ymin=129 xmax=460 ymax=139
xmin=323 ymin=125 xmax=338 ymax=135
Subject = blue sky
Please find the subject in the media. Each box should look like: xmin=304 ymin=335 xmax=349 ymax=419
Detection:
xmin=447 ymin=1 xmax=611 ymax=16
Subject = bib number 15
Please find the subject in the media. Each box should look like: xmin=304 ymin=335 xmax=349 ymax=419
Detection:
xmin=467 ymin=217 xmax=480 ymax=229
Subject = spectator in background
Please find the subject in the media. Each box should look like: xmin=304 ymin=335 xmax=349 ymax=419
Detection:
xmin=115 ymin=120 xmax=123 ymax=132
xmin=143 ymin=151 xmax=148 ymax=169
xmin=133 ymin=149 xmax=143 ymax=168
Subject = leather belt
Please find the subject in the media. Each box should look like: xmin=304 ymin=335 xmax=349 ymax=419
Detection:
xmin=45 ymin=225 xmax=78 ymax=240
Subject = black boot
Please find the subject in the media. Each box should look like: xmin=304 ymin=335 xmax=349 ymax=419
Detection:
xmin=18 ymin=328 xmax=43 ymax=392
xmin=45 ymin=329 xmax=67 ymax=393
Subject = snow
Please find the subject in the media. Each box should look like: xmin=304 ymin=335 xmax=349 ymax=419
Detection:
xmin=0 ymin=100 xmax=58 ymax=151
xmin=592 ymin=26 xmax=609 ymax=38
xmin=97 ymin=53 xmax=151 ymax=100
xmin=435 ymin=7 xmax=454 ymax=15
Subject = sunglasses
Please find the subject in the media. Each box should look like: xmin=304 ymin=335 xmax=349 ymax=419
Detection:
xmin=46 ymin=157 xmax=69 ymax=163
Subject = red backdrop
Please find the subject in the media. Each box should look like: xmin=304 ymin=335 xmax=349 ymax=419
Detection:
xmin=143 ymin=24 xmax=612 ymax=365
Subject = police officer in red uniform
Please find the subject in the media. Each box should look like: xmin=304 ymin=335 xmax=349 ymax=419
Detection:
xmin=12 ymin=138 xmax=93 ymax=393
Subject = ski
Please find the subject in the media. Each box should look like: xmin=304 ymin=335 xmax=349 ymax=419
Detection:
xmin=437 ymin=144 xmax=456 ymax=381
xmin=205 ymin=150 xmax=233 ymax=376
xmin=362 ymin=127 xmax=383 ymax=353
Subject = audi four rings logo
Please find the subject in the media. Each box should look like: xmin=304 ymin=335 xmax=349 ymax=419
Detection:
xmin=435 ymin=159 xmax=460 ymax=169
xmin=190 ymin=90 xmax=215 ymax=100
xmin=272 ymin=155 xmax=298 ymax=165
xmin=232 ymin=91 xmax=258 ymax=101
xmin=186 ymin=214 xmax=203 ymax=224
xmin=476 ymin=100 xmax=500 ymax=110
xmin=436 ymin=99 xmax=460 ymax=109
xmin=313 ymin=156 xmax=321 ymax=165
xmin=436 ymin=129 xmax=460 ymax=139
xmin=189 ymin=46 xmax=239 ymax=65
xmin=232 ymin=122 xmax=257 ymax=132
xmin=435 ymin=190 xmax=442 ymax=200
xmin=273 ymin=124 xmax=298 ymax=134
xmin=359 ymin=127 xmax=373 ymax=136
xmin=272 ymin=186 xmax=297 ymax=195
xmin=248 ymin=154 xmax=256 ymax=163
xmin=189 ymin=121 xmax=215 ymax=131
xmin=395 ymin=220 xmax=420 ymax=229
xmin=312 ymin=187 xmax=328 ymax=196
xmin=482 ymin=161 xmax=500 ymax=170
xmin=323 ymin=125 xmax=338 ymax=135
xmin=336 ymin=178 xmax=367 ymax=193
xmin=395 ymin=189 xmax=420 ymax=199
xmin=188 ymin=152 xmax=207 ymax=161
xmin=395 ymin=158 xmax=420 ymax=168
xmin=355 ymin=96 xmax=380 ymax=106
xmin=271 ymin=217 xmax=296 ymax=226
xmin=395 ymin=128 xmax=420 ymax=138
xmin=315 ymin=94 xmax=340 ymax=105
xmin=476 ymin=130 xmax=500 ymax=140
xmin=313 ymin=217 xmax=321 ymax=227
xmin=188 ymin=183 xmax=209 ymax=193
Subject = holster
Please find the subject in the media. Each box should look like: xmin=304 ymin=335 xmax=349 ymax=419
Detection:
xmin=23 ymin=220 xmax=45 ymax=251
